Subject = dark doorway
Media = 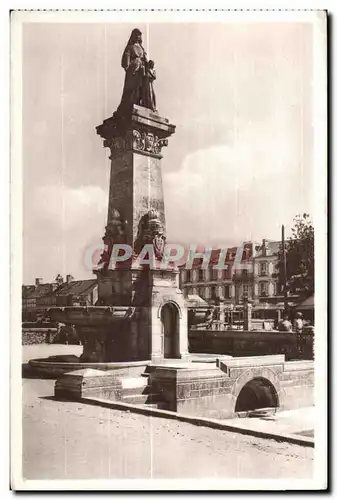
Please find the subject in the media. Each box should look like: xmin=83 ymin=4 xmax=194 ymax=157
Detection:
xmin=235 ymin=377 xmax=279 ymax=413
xmin=161 ymin=303 xmax=179 ymax=358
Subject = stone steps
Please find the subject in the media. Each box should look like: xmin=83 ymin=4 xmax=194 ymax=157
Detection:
xmin=122 ymin=385 xmax=155 ymax=397
xmin=120 ymin=373 xmax=166 ymax=408
xmin=122 ymin=392 xmax=163 ymax=405
xmin=138 ymin=402 xmax=167 ymax=410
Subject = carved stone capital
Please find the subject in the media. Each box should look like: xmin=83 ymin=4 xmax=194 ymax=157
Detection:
xmin=106 ymin=128 xmax=169 ymax=158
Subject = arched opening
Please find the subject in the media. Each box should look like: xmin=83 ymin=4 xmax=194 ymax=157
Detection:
xmin=161 ymin=303 xmax=179 ymax=358
xmin=235 ymin=377 xmax=279 ymax=413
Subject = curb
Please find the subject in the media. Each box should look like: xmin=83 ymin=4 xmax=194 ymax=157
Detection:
xmin=80 ymin=396 xmax=314 ymax=448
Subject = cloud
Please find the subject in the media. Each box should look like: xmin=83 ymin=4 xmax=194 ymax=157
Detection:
xmin=31 ymin=185 xmax=108 ymax=231
xmin=23 ymin=185 xmax=108 ymax=282
xmin=163 ymin=133 xmax=307 ymax=246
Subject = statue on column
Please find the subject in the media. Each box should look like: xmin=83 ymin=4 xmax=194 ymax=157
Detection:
xmin=117 ymin=29 xmax=157 ymax=114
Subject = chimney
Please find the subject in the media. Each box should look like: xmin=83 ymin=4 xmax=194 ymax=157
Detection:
xmin=35 ymin=278 xmax=43 ymax=286
xmin=66 ymin=274 xmax=74 ymax=284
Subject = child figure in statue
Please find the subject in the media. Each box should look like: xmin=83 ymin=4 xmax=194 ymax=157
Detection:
xmin=142 ymin=60 xmax=157 ymax=112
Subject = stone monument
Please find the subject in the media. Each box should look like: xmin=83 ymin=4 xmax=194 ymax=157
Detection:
xmin=47 ymin=30 xmax=314 ymax=421
xmin=49 ymin=28 xmax=189 ymax=364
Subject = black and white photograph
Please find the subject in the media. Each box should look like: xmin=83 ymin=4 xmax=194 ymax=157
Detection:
xmin=10 ymin=9 xmax=327 ymax=490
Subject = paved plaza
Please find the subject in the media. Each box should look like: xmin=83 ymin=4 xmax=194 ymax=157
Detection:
xmin=225 ymin=407 xmax=315 ymax=438
xmin=22 ymin=346 xmax=313 ymax=480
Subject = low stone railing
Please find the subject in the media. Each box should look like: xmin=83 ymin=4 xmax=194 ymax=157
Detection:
xmin=22 ymin=328 xmax=58 ymax=345
xmin=188 ymin=329 xmax=314 ymax=360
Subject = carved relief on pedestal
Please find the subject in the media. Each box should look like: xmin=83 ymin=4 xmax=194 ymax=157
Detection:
xmin=106 ymin=129 xmax=169 ymax=158
xmin=132 ymin=129 xmax=146 ymax=151
xmin=98 ymin=208 xmax=127 ymax=270
xmin=134 ymin=209 xmax=166 ymax=260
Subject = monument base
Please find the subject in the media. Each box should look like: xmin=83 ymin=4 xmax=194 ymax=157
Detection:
xmin=53 ymin=355 xmax=314 ymax=421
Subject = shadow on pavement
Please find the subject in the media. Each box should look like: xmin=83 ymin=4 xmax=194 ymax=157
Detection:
xmin=22 ymin=363 xmax=56 ymax=380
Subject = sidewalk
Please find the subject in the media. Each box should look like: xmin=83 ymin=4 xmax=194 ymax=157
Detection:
xmin=22 ymin=377 xmax=313 ymax=480
xmin=225 ymin=407 xmax=315 ymax=438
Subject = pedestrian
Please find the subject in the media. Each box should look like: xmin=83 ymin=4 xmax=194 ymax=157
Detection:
xmin=278 ymin=313 xmax=293 ymax=332
xmin=293 ymin=312 xmax=304 ymax=334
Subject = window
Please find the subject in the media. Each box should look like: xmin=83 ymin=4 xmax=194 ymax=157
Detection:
xmin=259 ymin=282 xmax=268 ymax=296
xmin=224 ymin=285 xmax=230 ymax=299
xmin=242 ymin=247 xmax=251 ymax=260
xmin=197 ymin=269 xmax=203 ymax=281
xmin=211 ymin=286 xmax=217 ymax=298
xmin=243 ymin=284 xmax=249 ymax=294
xmin=227 ymin=251 xmax=234 ymax=261
xmin=212 ymin=269 xmax=218 ymax=281
xmin=223 ymin=266 xmax=231 ymax=279
xmin=185 ymin=270 xmax=191 ymax=282
xmin=260 ymin=262 xmax=268 ymax=276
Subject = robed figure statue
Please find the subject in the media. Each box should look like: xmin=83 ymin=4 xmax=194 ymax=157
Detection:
xmin=117 ymin=29 xmax=157 ymax=114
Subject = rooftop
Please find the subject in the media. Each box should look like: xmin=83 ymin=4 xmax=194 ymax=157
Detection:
xmin=23 ymin=279 xmax=98 ymax=299
xmin=52 ymin=279 xmax=97 ymax=297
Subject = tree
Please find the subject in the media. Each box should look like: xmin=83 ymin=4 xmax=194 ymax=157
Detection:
xmin=278 ymin=214 xmax=314 ymax=299
xmin=55 ymin=274 xmax=64 ymax=287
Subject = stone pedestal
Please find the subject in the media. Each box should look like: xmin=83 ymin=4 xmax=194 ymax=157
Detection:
xmin=97 ymin=105 xmax=174 ymax=249
xmin=93 ymin=105 xmax=189 ymax=363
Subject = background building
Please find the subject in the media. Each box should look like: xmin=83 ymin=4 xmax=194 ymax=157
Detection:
xmin=22 ymin=275 xmax=98 ymax=321
xmin=180 ymin=239 xmax=298 ymax=308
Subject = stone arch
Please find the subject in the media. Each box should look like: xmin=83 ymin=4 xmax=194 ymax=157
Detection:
xmin=157 ymin=299 xmax=183 ymax=319
xmin=160 ymin=302 xmax=180 ymax=359
xmin=235 ymin=377 xmax=279 ymax=412
xmin=230 ymin=367 xmax=284 ymax=415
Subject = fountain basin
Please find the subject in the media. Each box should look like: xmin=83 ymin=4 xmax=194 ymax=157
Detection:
xmin=48 ymin=306 xmax=136 ymax=326
xmin=27 ymin=355 xmax=149 ymax=378
xmin=46 ymin=306 xmax=140 ymax=363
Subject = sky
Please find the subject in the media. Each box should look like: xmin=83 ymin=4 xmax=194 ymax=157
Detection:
xmin=22 ymin=20 xmax=314 ymax=284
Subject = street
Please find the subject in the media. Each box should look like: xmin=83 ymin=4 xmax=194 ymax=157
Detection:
xmin=22 ymin=376 xmax=313 ymax=480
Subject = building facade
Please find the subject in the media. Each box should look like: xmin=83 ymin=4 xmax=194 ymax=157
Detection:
xmin=180 ymin=240 xmax=287 ymax=306
xmin=22 ymin=275 xmax=98 ymax=321
xmin=254 ymin=239 xmax=282 ymax=304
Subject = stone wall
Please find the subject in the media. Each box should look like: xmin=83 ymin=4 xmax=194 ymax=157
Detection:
xmin=280 ymin=361 xmax=314 ymax=410
xmin=149 ymin=355 xmax=314 ymax=419
xmin=189 ymin=329 xmax=314 ymax=360
xmin=22 ymin=328 xmax=58 ymax=345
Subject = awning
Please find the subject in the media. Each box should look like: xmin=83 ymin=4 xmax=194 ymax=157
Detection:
xmin=185 ymin=295 xmax=209 ymax=308
xmin=296 ymin=295 xmax=314 ymax=310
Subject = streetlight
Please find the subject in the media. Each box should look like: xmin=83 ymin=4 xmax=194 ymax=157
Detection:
xmin=282 ymin=224 xmax=288 ymax=313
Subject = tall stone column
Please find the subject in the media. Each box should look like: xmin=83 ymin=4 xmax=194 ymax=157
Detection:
xmin=95 ymin=105 xmax=175 ymax=304
xmin=95 ymin=105 xmax=188 ymax=362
